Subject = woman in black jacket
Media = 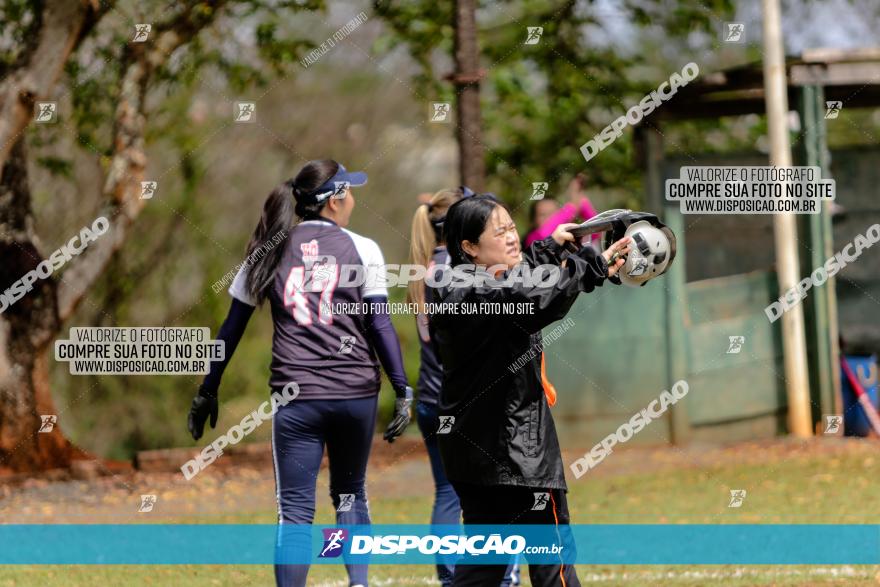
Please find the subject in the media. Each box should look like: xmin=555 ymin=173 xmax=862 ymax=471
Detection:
xmin=429 ymin=194 xmax=630 ymax=587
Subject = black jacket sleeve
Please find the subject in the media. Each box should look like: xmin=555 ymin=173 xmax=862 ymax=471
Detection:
xmin=470 ymin=237 xmax=608 ymax=333
xmin=199 ymin=298 xmax=255 ymax=398
xmin=522 ymin=236 xmax=569 ymax=266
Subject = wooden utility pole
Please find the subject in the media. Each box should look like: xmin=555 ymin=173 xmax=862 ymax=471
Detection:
xmin=762 ymin=0 xmax=813 ymax=437
xmin=452 ymin=0 xmax=485 ymax=191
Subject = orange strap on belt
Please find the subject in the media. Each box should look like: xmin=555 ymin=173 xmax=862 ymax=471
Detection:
xmin=541 ymin=352 xmax=557 ymax=407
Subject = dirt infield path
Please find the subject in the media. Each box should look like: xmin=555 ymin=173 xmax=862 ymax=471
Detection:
xmin=2 ymin=436 xmax=880 ymax=585
xmin=0 ymin=436 xmax=433 ymax=523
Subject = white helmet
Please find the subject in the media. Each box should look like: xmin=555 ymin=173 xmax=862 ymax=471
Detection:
xmin=616 ymin=220 xmax=675 ymax=287
xmin=570 ymin=210 xmax=677 ymax=287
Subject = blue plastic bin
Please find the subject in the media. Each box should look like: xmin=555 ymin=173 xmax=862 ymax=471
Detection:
xmin=841 ymin=354 xmax=879 ymax=437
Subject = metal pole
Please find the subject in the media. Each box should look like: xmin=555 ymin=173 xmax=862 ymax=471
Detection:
xmin=762 ymin=0 xmax=813 ymax=437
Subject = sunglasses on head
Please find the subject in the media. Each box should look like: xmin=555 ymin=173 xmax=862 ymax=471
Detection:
xmin=461 ymin=186 xmax=500 ymax=202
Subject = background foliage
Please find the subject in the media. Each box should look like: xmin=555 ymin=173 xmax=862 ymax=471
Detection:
xmin=4 ymin=0 xmax=877 ymax=458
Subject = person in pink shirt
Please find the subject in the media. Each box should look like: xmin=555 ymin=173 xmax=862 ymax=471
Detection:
xmin=523 ymin=173 xmax=599 ymax=249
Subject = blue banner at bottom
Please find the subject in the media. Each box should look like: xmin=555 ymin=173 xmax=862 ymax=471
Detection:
xmin=0 ymin=525 xmax=877 ymax=565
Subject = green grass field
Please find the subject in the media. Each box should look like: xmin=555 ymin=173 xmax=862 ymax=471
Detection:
xmin=1 ymin=437 xmax=878 ymax=586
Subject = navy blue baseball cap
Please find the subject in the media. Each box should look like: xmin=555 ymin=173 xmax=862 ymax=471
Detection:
xmin=295 ymin=164 xmax=368 ymax=204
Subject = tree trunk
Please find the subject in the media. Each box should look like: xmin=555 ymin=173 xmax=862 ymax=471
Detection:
xmin=0 ymin=138 xmax=76 ymax=473
xmin=0 ymin=55 xmax=150 ymax=473
xmin=0 ymin=0 xmax=100 ymax=174
xmin=0 ymin=2 xmax=226 ymax=473
xmin=453 ymin=0 xmax=485 ymax=191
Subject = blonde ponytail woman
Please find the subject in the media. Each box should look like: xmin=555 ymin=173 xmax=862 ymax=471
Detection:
xmin=406 ymin=188 xmax=464 ymax=311
xmin=410 ymin=188 xmax=461 ymax=587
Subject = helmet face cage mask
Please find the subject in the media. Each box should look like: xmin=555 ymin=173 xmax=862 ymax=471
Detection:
xmin=589 ymin=212 xmax=677 ymax=287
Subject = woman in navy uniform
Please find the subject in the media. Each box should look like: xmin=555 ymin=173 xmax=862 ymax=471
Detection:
xmin=188 ymin=159 xmax=412 ymax=587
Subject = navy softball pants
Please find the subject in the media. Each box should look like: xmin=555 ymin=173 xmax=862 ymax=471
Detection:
xmin=272 ymin=395 xmax=377 ymax=587
xmin=417 ymin=400 xmax=462 ymax=586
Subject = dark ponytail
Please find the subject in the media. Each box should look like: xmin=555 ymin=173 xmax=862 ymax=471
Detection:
xmin=244 ymin=159 xmax=340 ymax=303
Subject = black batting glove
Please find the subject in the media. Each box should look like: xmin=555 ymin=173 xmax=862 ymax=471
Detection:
xmin=383 ymin=385 xmax=413 ymax=443
xmin=188 ymin=387 xmax=218 ymax=441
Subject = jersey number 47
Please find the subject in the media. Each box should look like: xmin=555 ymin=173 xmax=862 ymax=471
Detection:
xmin=283 ymin=263 xmax=339 ymax=325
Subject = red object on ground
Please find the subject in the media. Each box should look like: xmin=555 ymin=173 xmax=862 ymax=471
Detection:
xmin=840 ymin=356 xmax=880 ymax=436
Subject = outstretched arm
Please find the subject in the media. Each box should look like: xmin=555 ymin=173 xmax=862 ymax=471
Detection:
xmin=363 ymin=295 xmax=412 ymax=442
xmin=482 ymin=226 xmax=630 ymax=333
xmin=363 ymin=295 xmax=409 ymax=391
xmin=200 ymin=298 xmax=255 ymax=396
xmin=188 ymin=298 xmax=255 ymax=440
